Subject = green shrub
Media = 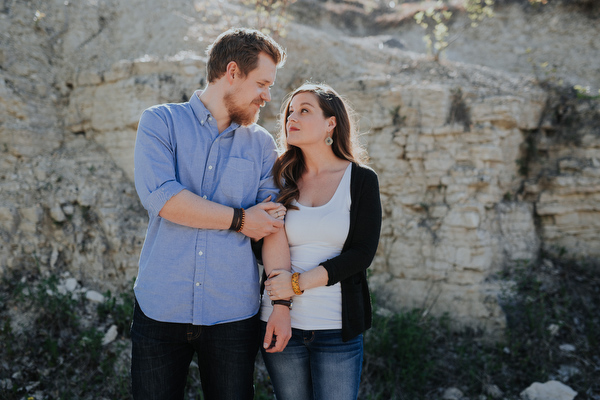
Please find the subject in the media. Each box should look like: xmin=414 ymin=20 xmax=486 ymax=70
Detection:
xmin=0 ymin=272 xmax=132 ymax=400
xmin=361 ymin=309 xmax=439 ymax=399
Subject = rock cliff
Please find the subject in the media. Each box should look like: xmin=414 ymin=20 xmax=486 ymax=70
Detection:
xmin=1 ymin=0 xmax=598 ymax=334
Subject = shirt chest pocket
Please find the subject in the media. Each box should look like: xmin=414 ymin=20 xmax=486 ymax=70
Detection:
xmin=220 ymin=157 xmax=255 ymax=203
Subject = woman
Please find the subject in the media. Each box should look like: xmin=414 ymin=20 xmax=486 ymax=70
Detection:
xmin=260 ymin=83 xmax=382 ymax=400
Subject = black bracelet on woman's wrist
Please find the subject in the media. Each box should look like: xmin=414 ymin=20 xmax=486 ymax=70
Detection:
xmin=271 ymin=299 xmax=293 ymax=310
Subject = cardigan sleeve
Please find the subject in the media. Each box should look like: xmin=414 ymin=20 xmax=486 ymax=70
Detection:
xmin=321 ymin=165 xmax=382 ymax=286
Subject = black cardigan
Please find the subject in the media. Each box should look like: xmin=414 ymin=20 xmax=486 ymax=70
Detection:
xmin=321 ymin=163 xmax=382 ymax=342
xmin=259 ymin=163 xmax=382 ymax=341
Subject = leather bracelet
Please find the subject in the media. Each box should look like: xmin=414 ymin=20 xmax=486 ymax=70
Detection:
xmin=229 ymin=208 xmax=245 ymax=232
xmin=229 ymin=208 xmax=241 ymax=231
xmin=271 ymin=299 xmax=293 ymax=310
xmin=237 ymin=208 xmax=245 ymax=233
xmin=291 ymin=272 xmax=304 ymax=295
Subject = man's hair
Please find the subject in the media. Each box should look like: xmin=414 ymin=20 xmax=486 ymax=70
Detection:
xmin=205 ymin=28 xmax=286 ymax=83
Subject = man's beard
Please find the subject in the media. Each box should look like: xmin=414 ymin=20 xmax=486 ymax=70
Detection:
xmin=224 ymin=90 xmax=263 ymax=126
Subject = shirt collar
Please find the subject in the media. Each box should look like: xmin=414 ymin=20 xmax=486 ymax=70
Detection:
xmin=190 ymin=90 xmax=240 ymax=132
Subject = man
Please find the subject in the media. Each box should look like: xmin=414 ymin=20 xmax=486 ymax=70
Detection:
xmin=131 ymin=28 xmax=291 ymax=400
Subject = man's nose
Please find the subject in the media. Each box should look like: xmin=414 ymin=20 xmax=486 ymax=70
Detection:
xmin=262 ymin=88 xmax=271 ymax=102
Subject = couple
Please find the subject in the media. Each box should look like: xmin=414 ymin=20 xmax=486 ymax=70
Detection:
xmin=132 ymin=28 xmax=382 ymax=400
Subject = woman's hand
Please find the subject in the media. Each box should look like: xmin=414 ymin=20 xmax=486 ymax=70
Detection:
xmin=263 ymin=303 xmax=291 ymax=353
xmin=265 ymin=270 xmax=295 ymax=300
xmin=263 ymin=195 xmax=286 ymax=220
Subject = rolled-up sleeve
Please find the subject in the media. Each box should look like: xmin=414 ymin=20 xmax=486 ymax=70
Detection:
xmin=134 ymin=108 xmax=186 ymax=217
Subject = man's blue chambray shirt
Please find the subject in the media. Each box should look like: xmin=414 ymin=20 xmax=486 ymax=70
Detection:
xmin=133 ymin=90 xmax=279 ymax=326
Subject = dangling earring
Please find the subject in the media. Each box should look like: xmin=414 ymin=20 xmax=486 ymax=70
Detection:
xmin=325 ymin=137 xmax=333 ymax=146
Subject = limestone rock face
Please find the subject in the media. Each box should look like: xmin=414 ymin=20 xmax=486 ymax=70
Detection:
xmin=528 ymin=124 xmax=600 ymax=259
xmin=0 ymin=0 xmax=598 ymax=334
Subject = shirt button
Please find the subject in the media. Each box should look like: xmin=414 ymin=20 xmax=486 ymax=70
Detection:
xmin=208 ymin=116 xmax=212 ymax=121
xmin=201 ymin=120 xmax=205 ymax=124
xmin=202 ymin=195 xmax=207 ymax=199
xmin=208 ymin=165 xmax=213 ymax=170
xmin=196 ymin=282 xmax=200 ymax=286
xmin=198 ymin=251 xmax=203 ymax=256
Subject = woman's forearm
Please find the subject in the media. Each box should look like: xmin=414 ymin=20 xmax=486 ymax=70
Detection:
xmin=261 ymin=228 xmax=291 ymax=277
xmin=296 ymin=265 xmax=329 ymax=292
xmin=265 ymin=265 xmax=329 ymax=300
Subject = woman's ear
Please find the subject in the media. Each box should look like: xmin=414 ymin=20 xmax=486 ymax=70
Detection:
xmin=327 ymin=116 xmax=337 ymax=132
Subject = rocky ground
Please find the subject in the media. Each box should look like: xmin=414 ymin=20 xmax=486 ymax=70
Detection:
xmin=1 ymin=255 xmax=598 ymax=399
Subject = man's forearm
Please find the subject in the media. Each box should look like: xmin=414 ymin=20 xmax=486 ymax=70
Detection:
xmin=158 ymin=189 xmax=234 ymax=230
xmin=158 ymin=189 xmax=285 ymax=240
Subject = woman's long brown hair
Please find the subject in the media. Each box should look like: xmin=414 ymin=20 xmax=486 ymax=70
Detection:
xmin=273 ymin=83 xmax=368 ymax=209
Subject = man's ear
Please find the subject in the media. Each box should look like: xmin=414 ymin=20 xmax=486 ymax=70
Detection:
xmin=225 ymin=61 xmax=238 ymax=84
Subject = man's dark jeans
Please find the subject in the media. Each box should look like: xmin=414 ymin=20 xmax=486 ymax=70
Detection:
xmin=130 ymin=300 xmax=260 ymax=400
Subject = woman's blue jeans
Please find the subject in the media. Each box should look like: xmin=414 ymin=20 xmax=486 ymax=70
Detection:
xmin=130 ymin=300 xmax=259 ymax=400
xmin=260 ymin=322 xmax=363 ymax=400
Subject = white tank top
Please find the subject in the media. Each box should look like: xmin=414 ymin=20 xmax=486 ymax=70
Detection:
xmin=261 ymin=163 xmax=351 ymax=330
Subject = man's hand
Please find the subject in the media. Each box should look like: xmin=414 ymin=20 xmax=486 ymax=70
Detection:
xmin=241 ymin=201 xmax=285 ymax=240
xmin=263 ymin=304 xmax=292 ymax=353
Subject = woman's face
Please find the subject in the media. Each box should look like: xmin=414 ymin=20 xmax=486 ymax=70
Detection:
xmin=285 ymin=92 xmax=335 ymax=148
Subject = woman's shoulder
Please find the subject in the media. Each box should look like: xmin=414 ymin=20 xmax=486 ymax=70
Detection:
xmin=352 ymin=162 xmax=379 ymax=180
